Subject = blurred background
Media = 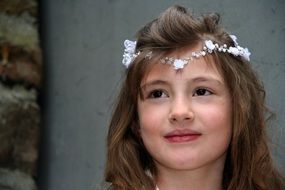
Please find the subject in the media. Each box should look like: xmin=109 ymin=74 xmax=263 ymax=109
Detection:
xmin=1 ymin=0 xmax=285 ymax=190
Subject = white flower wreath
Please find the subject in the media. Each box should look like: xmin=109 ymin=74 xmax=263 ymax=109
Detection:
xmin=122 ymin=35 xmax=251 ymax=69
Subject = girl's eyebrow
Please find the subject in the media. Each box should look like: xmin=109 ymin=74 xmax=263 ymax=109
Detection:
xmin=191 ymin=76 xmax=224 ymax=86
xmin=141 ymin=76 xmax=224 ymax=89
xmin=140 ymin=80 xmax=169 ymax=89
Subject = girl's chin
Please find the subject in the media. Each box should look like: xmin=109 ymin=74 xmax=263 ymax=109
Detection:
xmin=157 ymin=158 xmax=200 ymax=170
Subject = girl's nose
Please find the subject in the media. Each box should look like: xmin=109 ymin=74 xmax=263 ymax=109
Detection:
xmin=168 ymin=97 xmax=194 ymax=124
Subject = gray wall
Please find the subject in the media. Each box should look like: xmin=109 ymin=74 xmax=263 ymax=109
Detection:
xmin=38 ymin=0 xmax=285 ymax=189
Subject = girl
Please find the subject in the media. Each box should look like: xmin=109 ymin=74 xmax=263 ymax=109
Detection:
xmin=104 ymin=5 xmax=285 ymax=190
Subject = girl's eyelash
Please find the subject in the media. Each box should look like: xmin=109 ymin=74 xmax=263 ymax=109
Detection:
xmin=193 ymin=87 xmax=213 ymax=96
xmin=144 ymin=87 xmax=213 ymax=99
xmin=147 ymin=89 xmax=168 ymax=99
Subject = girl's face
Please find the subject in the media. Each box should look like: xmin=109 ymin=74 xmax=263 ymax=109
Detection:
xmin=137 ymin=47 xmax=232 ymax=173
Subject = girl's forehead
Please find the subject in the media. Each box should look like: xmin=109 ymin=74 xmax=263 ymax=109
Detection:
xmin=141 ymin=54 xmax=224 ymax=85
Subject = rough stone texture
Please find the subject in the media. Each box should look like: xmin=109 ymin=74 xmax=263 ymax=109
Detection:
xmin=0 ymin=9 xmax=41 ymax=88
xmin=0 ymin=45 xmax=41 ymax=87
xmin=0 ymin=84 xmax=39 ymax=176
xmin=0 ymin=12 xmax=39 ymax=51
xmin=0 ymin=168 xmax=36 ymax=190
xmin=0 ymin=0 xmax=37 ymax=17
xmin=0 ymin=0 xmax=41 ymax=189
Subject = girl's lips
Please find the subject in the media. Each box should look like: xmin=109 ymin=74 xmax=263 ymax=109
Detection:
xmin=164 ymin=129 xmax=201 ymax=143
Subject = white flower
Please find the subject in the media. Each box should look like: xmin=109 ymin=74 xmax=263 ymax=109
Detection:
xmin=228 ymin=47 xmax=240 ymax=56
xmin=205 ymin=40 xmax=216 ymax=51
xmin=122 ymin=40 xmax=137 ymax=67
xmin=230 ymin=35 xmax=238 ymax=46
xmin=240 ymin=47 xmax=251 ymax=61
xmin=173 ymin=59 xmax=188 ymax=69
xmin=228 ymin=46 xmax=251 ymax=61
xmin=124 ymin=40 xmax=137 ymax=54
xmin=228 ymin=35 xmax=251 ymax=61
xmin=122 ymin=53 xmax=134 ymax=68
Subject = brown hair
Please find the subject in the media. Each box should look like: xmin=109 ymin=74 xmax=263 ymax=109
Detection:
xmin=105 ymin=5 xmax=285 ymax=190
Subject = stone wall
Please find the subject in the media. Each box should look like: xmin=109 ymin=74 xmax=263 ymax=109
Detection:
xmin=0 ymin=0 xmax=41 ymax=189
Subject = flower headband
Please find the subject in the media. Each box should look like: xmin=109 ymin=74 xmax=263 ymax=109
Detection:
xmin=122 ymin=35 xmax=251 ymax=69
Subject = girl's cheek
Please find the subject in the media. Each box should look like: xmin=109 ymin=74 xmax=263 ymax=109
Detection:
xmin=139 ymin=104 xmax=167 ymax=132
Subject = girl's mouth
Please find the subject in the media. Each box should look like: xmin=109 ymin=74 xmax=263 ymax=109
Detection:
xmin=164 ymin=129 xmax=201 ymax=143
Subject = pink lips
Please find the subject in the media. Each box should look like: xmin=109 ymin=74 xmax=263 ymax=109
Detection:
xmin=164 ymin=129 xmax=201 ymax=143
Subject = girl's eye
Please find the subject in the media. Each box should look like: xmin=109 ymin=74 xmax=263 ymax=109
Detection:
xmin=148 ymin=90 xmax=168 ymax=99
xmin=193 ymin=88 xmax=212 ymax=96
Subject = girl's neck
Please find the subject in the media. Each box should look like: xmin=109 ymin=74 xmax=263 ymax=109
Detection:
xmin=155 ymin=159 xmax=225 ymax=190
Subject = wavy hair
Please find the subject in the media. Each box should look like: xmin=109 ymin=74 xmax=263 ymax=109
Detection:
xmin=104 ymin=5 xmax=285 ymax=190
